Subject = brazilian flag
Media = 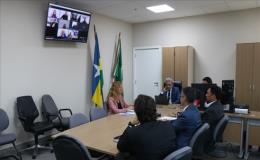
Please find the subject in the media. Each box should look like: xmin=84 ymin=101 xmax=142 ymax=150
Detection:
xmin=91 ymin=26 xmax=103 ymax=107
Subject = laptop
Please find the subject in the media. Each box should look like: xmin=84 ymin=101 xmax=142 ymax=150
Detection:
xmin=155 ymin=95 xmax=169 ymax=105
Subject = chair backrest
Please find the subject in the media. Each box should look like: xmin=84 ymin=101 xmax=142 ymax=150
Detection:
xmin=174 ymin=81 xmax=182 ymax=93
xmin=0 ymin=108 xmax=9 ymax=132
xmin=69 ymin=113 xmax=89 ymax=128
xmin=163 ymin=146 xmax=192 ymax=160
xmin=189 ymin=123 xmax=210 ymax=155
xmin=53 ymin=135 xmax=92 ymax=160
xmin=16 ymin=96 xmax=39 ymax=131
xmin=90 ymin=108 xmax=107 ymax=121
xmin=41 ymin=94 xmax=59 ymax=121
xmin=213 ymin=115 xmax=229 ymax=142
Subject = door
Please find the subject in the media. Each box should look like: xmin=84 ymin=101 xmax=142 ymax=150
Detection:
xmin=133 ymin=47 xmax=162 ymax=99
xmin=252 ymin=43 xmax=260 ymax=111
xmin=235 ymin=43 xmax=254 ymax=106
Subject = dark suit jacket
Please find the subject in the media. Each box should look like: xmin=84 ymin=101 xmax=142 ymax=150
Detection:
xmin=160 ymin=87 xmax=180 ymax=104
xmin=172 ymin=105 xmax=202 ymax=148
xmin=201 ymin=101 xmax=224 ymax=133
xmin=117 ymin=121 xmax=177 ymax=160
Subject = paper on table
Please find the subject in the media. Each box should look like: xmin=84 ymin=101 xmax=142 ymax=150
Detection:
xmin=157 ymin=116 xmax=177 ymax=121
xmin=119 ymin=111 xmax=136 ymax=116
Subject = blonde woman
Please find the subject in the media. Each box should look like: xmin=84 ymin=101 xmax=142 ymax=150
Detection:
xmin=107 ymin=81 xmax=129 ymax=114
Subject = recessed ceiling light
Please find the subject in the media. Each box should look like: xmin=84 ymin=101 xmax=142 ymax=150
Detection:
xmin=146 ymin=4 xmax=175 ymax=13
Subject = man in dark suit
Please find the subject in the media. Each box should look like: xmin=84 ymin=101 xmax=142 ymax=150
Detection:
xmin=117 ymin=95 xmax=177 ymax=160
xmin=171 ymin=87 xmax=202 ymax=148
xmin=160 ymin=77 xmax=180 ymax=104
xmin=201 ymin=85 xmax=224 ymax=152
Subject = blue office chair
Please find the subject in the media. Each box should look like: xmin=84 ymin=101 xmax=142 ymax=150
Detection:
xmin=189 ymin=123 xmax=210 ymax=157
xmin=69 ymin=113 xmax=89 ymax=128
xmin=53 ymin=135 xmax=92 ymax=160
xmin=90 ymin=108 xmax=107 ymax=121
xmin=0 ymin=108 xmax=21 ymax=160
xmin=163 ymin=146 xmax=192 ymax=160
xmin=207 ymin=115 xmax=229 ymax=158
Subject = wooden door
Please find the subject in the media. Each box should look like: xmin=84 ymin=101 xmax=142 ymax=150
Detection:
xmin=252 ymin=43 xmax=260 ymax=111
xmin=235 ymin=43 xmax=254 ymax=106
xmin=162 ymin=47 xmax=175 ymax=83
xmin=174 ymin=46 xmax=188 ymax=86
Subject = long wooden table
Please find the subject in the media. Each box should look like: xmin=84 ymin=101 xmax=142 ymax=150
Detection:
xmin=52 ymin=104 xmax=260 ymax=159
xmin=52 ymin=105 xmax=181 ymax=156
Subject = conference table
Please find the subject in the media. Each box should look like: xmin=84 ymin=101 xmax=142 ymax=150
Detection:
xmin=52 ymin=105 xmax=182 ymax=156
xmin=52 ymin=104 xmax=260 ymax=159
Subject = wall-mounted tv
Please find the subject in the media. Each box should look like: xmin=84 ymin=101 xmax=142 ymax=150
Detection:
xmin=44 ymin=3 xmax=91 ymax=43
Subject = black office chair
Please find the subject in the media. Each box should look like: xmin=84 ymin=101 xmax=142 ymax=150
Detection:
xmin=173 ymin=81 xmax=182 ymax=93
xmin=163 ymin=146 xmax=192 ymax=160
xmin=41 ymin=94 xmax=72 ymax=131
xmin=53 ymin=135 xmax=92 ymax=160
xmin=189 ymin=123 xmax=210 ymax=157
xmin=0 ymin=108 xmax=21 ymax=160
xmin=16 ymin=96 xmax=54 ymax=159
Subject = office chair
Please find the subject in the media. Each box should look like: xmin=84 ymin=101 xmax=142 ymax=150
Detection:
xmin=0 ymin=108 xmax=21 ymax=160
xmin=173 ymin=81 xmax=182 ymax=93
xmin=163 ymin=146 xmax=192 ymax=160
xmin=90 ymin=107 xmax=107 ymax=121
xmin=189 ymin=123 xmax=210 ymax=157
xmin=41 ymin=94 xmax=72 ymax=131
xmin=53 ymin=135 xmax=92 ymax=160
xmin=69 ymin=113 xmax=89 ymax=128
xmin=16 ymin=96 xmax=54 ymax=159
xmin=68 ymin=113 xmax=107 ymax=159
xmin=207 ymin=115 xmax=229 ymax=158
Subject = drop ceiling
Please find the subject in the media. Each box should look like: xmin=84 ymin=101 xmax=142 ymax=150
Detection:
xmin=61 ymin=0 xmax=260 ymax=23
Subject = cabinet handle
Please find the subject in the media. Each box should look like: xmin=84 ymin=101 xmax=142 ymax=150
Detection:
xmin=252 ymin=84 xmax=255 ymax=91
xmin=249 ymin=84 xmax=252 ymax=90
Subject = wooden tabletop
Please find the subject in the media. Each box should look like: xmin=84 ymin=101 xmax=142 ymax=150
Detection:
xmin=52 ymin=104 xmax=260 ymax=156
xmin=52 ymin=105 xmax=182 ymax=156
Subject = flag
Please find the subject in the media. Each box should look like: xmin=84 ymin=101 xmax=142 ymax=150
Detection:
xmin=91 ymin=26 xmax=103 ymax=107
xmin=113 ymin=33 xmax=123 ymax=82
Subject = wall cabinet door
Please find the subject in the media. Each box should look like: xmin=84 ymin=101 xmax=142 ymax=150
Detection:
xmin=162 ymin=47 xmax=175 ymax=82
xmin=252 ymin=43 xmax=260 ymax=111
xmin=235 ymin=43 xmax=254 ymax=107
xmin=174 ymin=47 xmax=188 ymax=86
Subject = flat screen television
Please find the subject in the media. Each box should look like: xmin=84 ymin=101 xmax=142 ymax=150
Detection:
xmin=44 ymin=3 xmax=91 ymax=43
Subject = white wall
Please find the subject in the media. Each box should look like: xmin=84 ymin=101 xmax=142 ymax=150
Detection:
xmin=0 ymin=0 xmax=132 ymax=144
xmin=133 ymin=8 xmax=260 ymax=85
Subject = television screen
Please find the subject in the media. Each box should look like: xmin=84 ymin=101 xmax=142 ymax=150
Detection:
xmin=44 ymin=3 xmax=91 ymax=43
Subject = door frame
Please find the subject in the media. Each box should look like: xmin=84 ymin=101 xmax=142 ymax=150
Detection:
xmin=133 ymin=46 xmax=162 ymax=100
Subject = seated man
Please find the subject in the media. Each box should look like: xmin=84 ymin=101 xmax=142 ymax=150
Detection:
xmin=160 ymin=77 xmax=180 ymax=104
xmin=117 ymin=95 xmax=177 ymax=160
xmin=171 ymin=87 xmax=202 ymax=148
xmin=202 ymin=76 xmax=213 ymax=84
xmin=201 ymin=85 xmax=224 ymax=151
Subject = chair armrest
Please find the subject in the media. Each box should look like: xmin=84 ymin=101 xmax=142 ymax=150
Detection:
xmin=18 ymin=116 xmax=26 ymax=121
xmin=58 ymin=108 xmax=72 ymax=118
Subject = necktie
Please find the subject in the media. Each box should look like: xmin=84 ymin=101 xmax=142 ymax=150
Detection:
xmin=167 ymin=91 xmax=170 ymax=99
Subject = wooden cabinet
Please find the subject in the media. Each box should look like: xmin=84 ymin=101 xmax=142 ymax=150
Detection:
xmin=162 ymin=46 xmax=194 ymax=87
xmin=236 ymin=43 xmax=260 ymax=111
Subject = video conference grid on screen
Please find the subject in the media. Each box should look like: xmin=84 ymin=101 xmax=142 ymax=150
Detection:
xmin=45 ymin=3 xmax=91 ymax=43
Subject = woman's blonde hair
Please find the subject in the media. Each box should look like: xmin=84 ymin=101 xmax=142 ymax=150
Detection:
xmin=107 ymin=81 xmax=122 ymax=100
